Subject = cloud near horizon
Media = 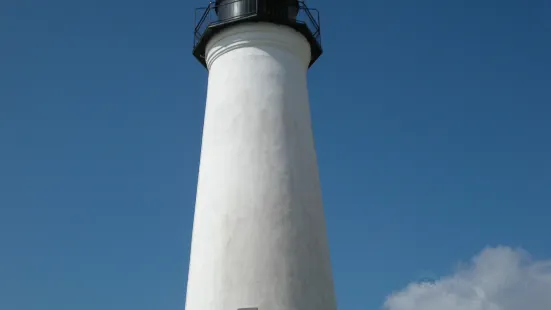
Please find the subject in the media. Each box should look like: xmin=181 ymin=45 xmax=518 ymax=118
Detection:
xmin=384 ymin=246 xmax=551 ymax=310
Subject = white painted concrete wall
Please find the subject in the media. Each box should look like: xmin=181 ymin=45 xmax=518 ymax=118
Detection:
xmin=186 ymin=23 xmax=337 ymax=310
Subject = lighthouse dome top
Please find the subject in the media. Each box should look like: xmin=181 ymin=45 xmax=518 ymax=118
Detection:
xmin=214 ymin=0 xmax=300 ymax=20
xmin=193 ymin=0 xmax=322 ymax=69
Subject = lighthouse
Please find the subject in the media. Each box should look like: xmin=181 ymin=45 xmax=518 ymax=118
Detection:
xmin=186 ymin=1 xmax=337 ymax=310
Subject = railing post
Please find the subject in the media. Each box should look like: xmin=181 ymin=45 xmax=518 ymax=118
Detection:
xmin=317 ymin=10 xmax=321 ymax=45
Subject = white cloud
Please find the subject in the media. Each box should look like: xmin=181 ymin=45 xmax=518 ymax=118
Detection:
xmin=384 ymin=246 xmax=551 ymax=310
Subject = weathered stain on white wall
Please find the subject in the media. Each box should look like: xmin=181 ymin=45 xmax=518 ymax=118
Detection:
xmin=185 ymin=23 xmax=337 ymax=310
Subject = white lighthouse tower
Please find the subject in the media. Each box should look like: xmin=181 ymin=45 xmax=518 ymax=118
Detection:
xmin=186 ymin=1 xmax=337 ymax=310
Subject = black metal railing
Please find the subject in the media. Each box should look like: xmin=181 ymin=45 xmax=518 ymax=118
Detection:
xmin=193 ymin=0 xmax=321 ymax=50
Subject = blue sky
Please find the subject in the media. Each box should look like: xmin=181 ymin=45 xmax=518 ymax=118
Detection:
xmin=1 ymin=0 xmax=550 ymax=309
